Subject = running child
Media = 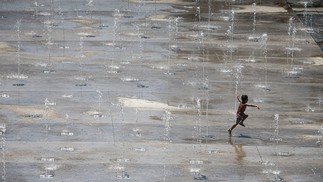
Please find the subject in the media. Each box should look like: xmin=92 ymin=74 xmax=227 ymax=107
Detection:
xmin=228 ymin=95 xmax=260 ymax=137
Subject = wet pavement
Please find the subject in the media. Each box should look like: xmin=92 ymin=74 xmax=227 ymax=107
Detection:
xmin=0 ymin=0 xmax=322 ymax=181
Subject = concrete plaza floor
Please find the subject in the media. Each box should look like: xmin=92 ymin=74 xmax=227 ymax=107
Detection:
xmin=0 ymin=0 xmax=322 ymax=181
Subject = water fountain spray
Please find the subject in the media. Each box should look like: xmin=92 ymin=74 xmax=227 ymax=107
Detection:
xmin=190 ymin=97 xmax=206 ymax=179
xmin=317 ymin=124 xmax=323 ymax=148
xmin=108 ymin=101 xmax=116 ymax=146
xmin=136 ymin=25 xmax=143 ymax=59
xmin=76 ymin=36 xmax=87 ymax=88
xmin=284 ymin=17 xmax=303 ymax=78
xmin=86 ymin=0 xmax=94 ymax=19
xmin=229 ymin=10 xmax=235 ymax=63
xmin=113 ymin=9 xmax=120 ymax=48
xmin=162 ymin=110 xmax=173 ymax=182
xmin=167 ymin=17 xmax=180 ymax=75
xmin=300 ymin=0 xmax=314 ymax=33
xmin=16 ymin=19 xmax=22 ymax=78
xmin=261 ymin=33 xmax=268 ymax=93
xmin=96 ymin=90 xmax=103 ymax=115
xmin=45 ymin=17 xmax=53 ymax=68
xmin=267 ymin=114 xmax=284 ymax=181
xmin=40 ymin=98 xmax=56 ymax=179
xmin=61 ymin=114 xmax=74 ymax=136
xmin=194 ymin=98 xmax=202 ymax=143
xmin=208 ymin=0 xmax=211 ymax=31
xmin=248 ymin=2 xmax=261 ymax=42
xmin=233 ymin=65 xmax=242 ymax=111
xmin=287 ymin=17 xmax=297 ymax=65
xmin=0 ymin=124 xmax=6 ymax=182
xmin=271 ymin=114 xmax=281 ymax=145
xmin=252 ymin=3 xmax=256 ymax=36
xmin=9 ymin=19 xmax=28 ymax=82
xmin=196 ymin=6 xmax=201 ymax=23
xmin=34 ymin=1 xmax=39 ymax=19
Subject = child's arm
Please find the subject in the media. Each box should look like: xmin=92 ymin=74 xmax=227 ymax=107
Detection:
xmin=237 ymin=95 xmax=242 ymax=103
xmin=247 ymin=104 xmax=260 ymax=109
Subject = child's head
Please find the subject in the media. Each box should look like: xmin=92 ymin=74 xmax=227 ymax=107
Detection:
xmin=241 ymin=95 xmax=248 ymax=103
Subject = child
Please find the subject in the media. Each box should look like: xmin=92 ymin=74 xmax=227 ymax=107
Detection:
xmin=228 ymin=95 xmax=260 ymax=137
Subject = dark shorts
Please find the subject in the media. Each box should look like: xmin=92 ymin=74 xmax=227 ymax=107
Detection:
xmin=236 ymin=115 xmax=242 ymax=123
xmin=236 ymin=113 xmax=247 ymax=123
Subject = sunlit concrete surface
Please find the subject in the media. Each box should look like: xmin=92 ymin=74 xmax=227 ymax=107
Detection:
xmin=0 ymin=0 xmax=322 ymax=181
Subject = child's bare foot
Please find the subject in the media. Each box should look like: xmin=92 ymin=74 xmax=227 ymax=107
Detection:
xmin=228 ymin=129 xmax=232 ymax=137
xmin=239 ymin=122 xmax=245 ymax=127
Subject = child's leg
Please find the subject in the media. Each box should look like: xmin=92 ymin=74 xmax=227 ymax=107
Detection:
xmin=230 ymin=116 xmax=241 ymax=131
xmin=229 ymin=115 xmax=241 ymax=136
xmin=230 ymin=123 xmax=238 ymax=130
xmin=238 ymin=114 xmax=248 ymax=127
xmin=240 ymin=114 xmax=248 ymax=123
xmin=229 ymin=121 xmax=239 ymax=136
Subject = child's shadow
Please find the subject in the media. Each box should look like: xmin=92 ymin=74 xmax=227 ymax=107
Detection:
xmin=228 ymin=138 xmax=246 ymax=165
xmin=238 ymin=133 xmax=251 ymax=138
